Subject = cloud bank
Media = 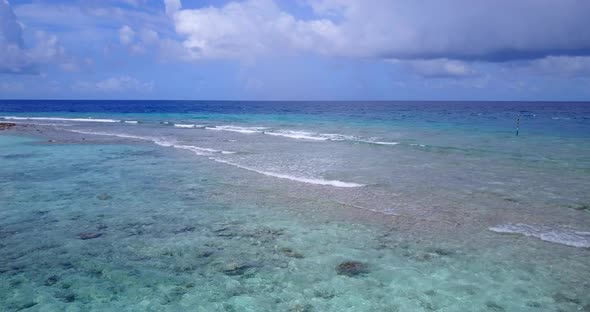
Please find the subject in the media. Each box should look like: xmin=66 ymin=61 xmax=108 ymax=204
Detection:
xmin=1 ymin=0 xmax=589 ymax=100
xmin=168 ymin=0 xmax=590 ymax=62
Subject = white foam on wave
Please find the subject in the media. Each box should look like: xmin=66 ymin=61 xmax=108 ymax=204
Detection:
xmin=201 ymin=124 xmax=400 ymax=147
xmin=68 ymin=129 xmax=145 ymax=140
xmin=65 ymin=129 xmax=234 ymax=155
xmin=10 ymin=122 xmax=74 ymax=127
xmin=264 ymin=130 xmax=399 ymax=146
xmin=210 ymin=158 xmax=365 ymax=188
xmin=2 ymin=116 xmax=120 ymax=123
xmin=174 ymin=124 xmax=205 ymax=128
xmin=321 ymin=133 xmax=356 ymax=141
xmin=489 ymin=223 xmax=590 ymax=248
xmin=265 ymin=130 xmax=330 ymax=141
xmin=265 ymin=130 xmax=357 ymax=142
xmin=171 ymin=144 xmax=235 ymax=155
xmin=124 ymin=120 xmax=139 ymax=124
xmin=205 ymin=125 xmax=267 ymax=134
xmin=362 ymin=140 xmax=399 ymax=146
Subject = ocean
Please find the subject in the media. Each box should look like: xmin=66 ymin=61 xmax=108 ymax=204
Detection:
xmin=1 ymin=100 xmax=589 ymax=311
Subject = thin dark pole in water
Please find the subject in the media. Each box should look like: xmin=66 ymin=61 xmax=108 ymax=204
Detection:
xmin=516 ymin=112 xmax=520 ymax=136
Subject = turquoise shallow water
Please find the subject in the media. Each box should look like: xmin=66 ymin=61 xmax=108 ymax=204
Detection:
xmin=1 ymin=101 xmax=590 ymax=311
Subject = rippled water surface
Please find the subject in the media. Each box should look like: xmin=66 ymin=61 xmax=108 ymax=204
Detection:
xmin=1 ymin=101 xmax=589 ymax=311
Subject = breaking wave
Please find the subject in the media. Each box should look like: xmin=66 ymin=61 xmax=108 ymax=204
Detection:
xmin=489 ymin=223 xmax=590 ymax=248
xmin=210 ymin=158 xmax=365 ymax=188
xmin=203 ymin=125 xmax=398 ymax=145
xmin=65 ymin=129 xmax=234 ymax=155
xmin=1 ymin=116 xmax=121 ymax=123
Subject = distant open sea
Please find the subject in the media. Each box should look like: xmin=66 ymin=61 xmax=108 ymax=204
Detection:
xmin=1 ymin=100 xmax=589 ymax=311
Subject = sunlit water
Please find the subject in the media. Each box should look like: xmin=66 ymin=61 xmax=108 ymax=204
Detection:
xmin=1 ymin=101 xmax=589 ymax=311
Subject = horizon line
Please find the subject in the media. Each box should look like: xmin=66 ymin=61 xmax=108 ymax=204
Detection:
xmin=1 ymin=99 xmax=589 ymax=103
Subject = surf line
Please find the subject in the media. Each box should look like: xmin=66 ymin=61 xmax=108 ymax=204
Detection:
xmin=62 ymin=128 xmax=364 ymax=188
xmin=210 ymin=158 xmax=365 ymax=188
xmin=63 ymin=129 xmax=234 ymax=155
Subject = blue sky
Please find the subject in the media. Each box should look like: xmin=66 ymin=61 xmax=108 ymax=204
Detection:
xmin=1 ymin=0 xmax=590 ymax=100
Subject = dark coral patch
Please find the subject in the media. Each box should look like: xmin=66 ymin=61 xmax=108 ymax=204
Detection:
xmin=336 ymin=261 xmax=368 ymax=277
xmin=96 ymin=194 xmax=113 ymax=200
xmin=0 ymin=122 xmax=16 ymax=130
xmin=77 ymin=232 xmax=103 ymax=240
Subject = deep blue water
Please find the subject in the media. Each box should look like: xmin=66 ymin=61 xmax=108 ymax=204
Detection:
xmin=1 ymin=100 xmax=588 ymax=116
xmin=1 ymin=100 xmax=589 ymax=137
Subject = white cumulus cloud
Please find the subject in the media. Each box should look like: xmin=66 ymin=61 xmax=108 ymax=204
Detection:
xmin=0 ymin=0 xmax=76 ymax=74
xmin=119 ymin=25 xmax=135 ymax=45
xmin=170 ymin=0 xmax=339 ymax=60
xmin=392 ymin=58 xmax=477 ymax=78
xmin=0 ymin=0 xmax=30 ymax=73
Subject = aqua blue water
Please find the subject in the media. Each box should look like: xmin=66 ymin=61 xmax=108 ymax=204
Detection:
xmin=1 ymin=101 xmax=589 ymax=311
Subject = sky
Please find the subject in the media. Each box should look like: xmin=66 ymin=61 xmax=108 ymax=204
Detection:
xmin=1 ymin=0 xmax=590 ymax=101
